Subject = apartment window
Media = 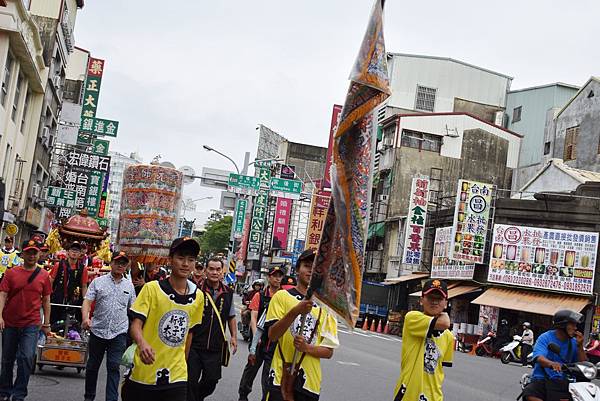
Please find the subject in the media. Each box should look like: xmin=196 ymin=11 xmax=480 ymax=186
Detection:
xmin=20 ymin=91 xmax=30 ymax=133
xmin=513 ymin=106 xmax=522 ymax=123
xmin=1 ymin=52 xmax=14 ymax=107
xmin=400 ymin=129 xmax=442 ymax=153
xmin=415 ymin=85 xmax=436 ymax=112
xmin=11 ymin=74 xmax=22 ymax=121
xmin=563 ymin=125 xmax=579 ymax=161
xmin=1 ymin=145 xmax=11 ymax=179
xmin=544 ymin=141 xmax=551 ymax=155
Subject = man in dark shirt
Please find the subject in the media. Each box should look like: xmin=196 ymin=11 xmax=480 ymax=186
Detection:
xmin=187 ymin=258 xmax=237 ymax=401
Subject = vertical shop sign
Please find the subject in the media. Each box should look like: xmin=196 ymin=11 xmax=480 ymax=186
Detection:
xmin=402 ymin=177 xmax=429 ymax=265
xmin=450 ymin=179 xmax=493 ymax=264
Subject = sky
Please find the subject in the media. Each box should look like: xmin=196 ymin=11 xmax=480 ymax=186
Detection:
xmin=73 ymin=0 xmax=599 ymax=226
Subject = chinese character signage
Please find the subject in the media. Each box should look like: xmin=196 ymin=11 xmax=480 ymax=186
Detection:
xmin=80 ymin=117 xmax=119 ymax=137
xmin=91 ymin=138 xmax=110 ymax=156
xmin=272 ymin=198 xmax=292 ymax=250
xmin=270 ymin=177 xmax=302 ymax=200
xmin=431 ymin=227 xmax=475 ymax=279
xmin=228 ymin=173 xmax=260 ymax=196
xmin=450 ymin=179 xmax=493 ymax=264
xmin=81 ymin=57 xmax=104 ymax=119
xmin=45 ymin=186 xmax=76 ymax=207
xmin=233 ymin=199 xmax=248 ymax=236
xmin=66 ymin=150 xmax=111 ymax=174
xmin=402 ymin=177 xmax=429 ymax=265
xmin=488 ymin=224 xmax=598 ymax=295
xmin=305 ymin=190 xmax=330 ymax=251
xmin=247 ymin=167 xmax=272 ymax=261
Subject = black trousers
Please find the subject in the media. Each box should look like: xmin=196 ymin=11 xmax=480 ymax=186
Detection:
xmin=121 ymin=380 xmax=186 ymax=401
xmin=238 ymin=347 xmax=272 ymax=400
xmin=266 ymin=388 xmax=318 ymax=401
xmin=187 ymin=348 xmax=222 ymax=401
xmin=521 ymin=343 xmax=532 ymax=366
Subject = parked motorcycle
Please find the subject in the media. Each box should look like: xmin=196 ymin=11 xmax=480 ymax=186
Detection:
xmin=500 ymin=335 xmax=523 ymax=364
xmin=519 ymin=343 xmax=600 ymax=401
xmin=475 ymin=331 xmax=497 ymax=357
xmin=456 ymin=335 xmax=473 ymax=353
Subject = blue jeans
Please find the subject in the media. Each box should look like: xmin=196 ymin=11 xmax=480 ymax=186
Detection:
xmin=84 ymin=333 xmax=126 ymax=401
xmin=0 ymin=326 xmax=39 ymax=400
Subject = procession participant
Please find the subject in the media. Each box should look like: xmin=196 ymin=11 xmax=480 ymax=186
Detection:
xmin=122 ymin=237 xmax=204 ymax=401
xmin=49 ymin=242 xmax=88 ymax=325
xmin=188 ymin=257 xmax=237 ymax=401
xmin=82 ymin=251 xmax=136 ymax=401
xmin=265 ymin=249 xmax=339 ymax=401
xmin=0 ymin=237 xmax=19 ymax=277
xmin=132 ymin=262 xmax=167 ymax=295
xmin=191 ymin=262 xmax=205 ymax=286
xmin=393 ymin=279 xmax=454 ymax=401
xmin=37 ymin=244 xmax=52 ymax=272
xmin=0 ymin=240 xmax=51 ymax=401
xmin=238 ymin=265 xmax=284 ymax=401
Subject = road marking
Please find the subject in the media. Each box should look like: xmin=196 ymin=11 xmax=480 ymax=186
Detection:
xmin=337 ymin=361 xmax=360 ymax=366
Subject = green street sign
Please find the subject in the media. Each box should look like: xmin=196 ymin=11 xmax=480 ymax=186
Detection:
xmin=95 ymin=217 xmax=109 ymax=227
xmin=80 ymin=117 xmax=119 ymax=137
xmin=228 ymin=173 xmax=260 ymax=195
xmin=92 ymin=138 xmax=110 ymax=155
xmin=233 ymin=199 xmax=247 ymax=235
xmin=77 ymin=131 xmax=93 ymax=144
xmin=270 ymin=178 xmax=302 ymax=199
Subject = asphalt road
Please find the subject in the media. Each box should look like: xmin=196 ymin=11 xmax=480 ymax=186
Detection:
xmin=23 ymin=300 xmax=530 ymax=401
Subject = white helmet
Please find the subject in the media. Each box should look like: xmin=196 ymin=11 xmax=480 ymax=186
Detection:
xmin=523 ymin=322 xmax=531 ymax=328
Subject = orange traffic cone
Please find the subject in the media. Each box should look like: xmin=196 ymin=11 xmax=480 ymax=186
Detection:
xmin=384 ymin=322 xmax=390 ymax=334
xmin=362 ymin=318 xmax=369 ymax=331
xmin=370 ymin=319 xmax=377 ymax=332
xmin=377 ymin=320 xmax=383 ymax=333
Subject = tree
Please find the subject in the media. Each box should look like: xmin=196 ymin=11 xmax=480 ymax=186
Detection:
xmin=199 ymin=215 xmax=232 ymax=256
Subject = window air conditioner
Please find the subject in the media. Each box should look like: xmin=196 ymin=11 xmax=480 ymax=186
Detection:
xmin=53 ymin=76 xmax=62 ymax=88
xmin=32 ymin=184 xmax=41 ymax=199
xmin=379 ymin=195 xmax=389 ymax=202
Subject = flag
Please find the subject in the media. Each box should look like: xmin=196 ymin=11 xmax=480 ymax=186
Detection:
xmin=310 ymin=0 xmax=390 ymax=327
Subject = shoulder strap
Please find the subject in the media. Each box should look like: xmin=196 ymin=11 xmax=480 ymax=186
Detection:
xmin=206 ymin=291 xmax=227 ymax=341
xmin=27 ymin=267 xmax=42 ymax=284
xmin=295 ymin=307 xmax=323 ymax=368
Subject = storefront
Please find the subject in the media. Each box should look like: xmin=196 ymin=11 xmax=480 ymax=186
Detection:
xmin=472 ymin=286 xmax=592 ymax=339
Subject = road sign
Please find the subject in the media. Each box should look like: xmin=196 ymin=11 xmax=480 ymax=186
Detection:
xmin=233 ymin=199 xmax=248 ymax=235
xmin=270 ymin=177 xmax=302 ymax=200
xmin=228 ymin=173 xmax=260 ymax=196
xmin=80 ymin=117 xmax=119 ymax=137
xmin=45 ymin=186 xmax=76 ymax=207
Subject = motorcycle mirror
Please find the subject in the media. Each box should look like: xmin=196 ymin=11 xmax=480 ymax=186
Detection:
xmin=548 ymin=343 xmax=561 ymax=354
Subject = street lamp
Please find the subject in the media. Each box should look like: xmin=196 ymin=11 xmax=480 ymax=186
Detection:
xmin=182 ymin=196 xmax=213 ymax=218
xmin=203 ymin=145 xmax=240 ymax=174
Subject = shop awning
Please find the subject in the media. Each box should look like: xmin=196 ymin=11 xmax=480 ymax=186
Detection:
xmin=367 ymin=222 xmax=385 ymax=239
xmin=471 ymin=287 xmax=591 ymax=316
xmin=383 ymin=273 xmax=429 ymax=285
xmin=410 ymin=282 xmax=482 ymax=298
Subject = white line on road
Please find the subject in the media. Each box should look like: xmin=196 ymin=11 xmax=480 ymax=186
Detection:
xmin=337 ymin=361 xmax=361 ymax=366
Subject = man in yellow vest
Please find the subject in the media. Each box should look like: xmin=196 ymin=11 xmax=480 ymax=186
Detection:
xmin=0 ymin=237 xmax=19 ymax=278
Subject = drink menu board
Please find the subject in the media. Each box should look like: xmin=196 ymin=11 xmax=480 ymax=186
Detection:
xmin=431 ymin=227 xmax=476 ymax=279
xmin=487 ymin=224 xmax=598 ymax=295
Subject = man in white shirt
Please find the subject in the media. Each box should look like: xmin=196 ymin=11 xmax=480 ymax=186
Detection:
xmin=521 ymin=322 xmax=534 ymax=366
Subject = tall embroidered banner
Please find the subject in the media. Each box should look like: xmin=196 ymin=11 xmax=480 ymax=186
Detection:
xmin=310 ymin=0 xmax=391 ymax=327
xmin=402 ymin=177 xmax=430 ymax=266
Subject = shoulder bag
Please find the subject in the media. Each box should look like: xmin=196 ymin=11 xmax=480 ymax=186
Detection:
xmin=206 ymin=293 xmax=231 ymax=367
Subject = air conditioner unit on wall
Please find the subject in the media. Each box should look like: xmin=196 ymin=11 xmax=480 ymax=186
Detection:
xmin=41 ymin=127 xmax=50 ymax=147
xmin=53 ymin=75 xmax=62 ymax=88
xmin=383 ymin=137 xmax=394 ymax=147
xmin=31 ymin=183 xmax=41 ymax=199
xmin=379 ymin=195 xmax=389 ymax=202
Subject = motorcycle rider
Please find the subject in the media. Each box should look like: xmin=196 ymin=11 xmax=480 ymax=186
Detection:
xmin=521 ymin=322 xmax=534 ymax=366
xmin=481 ymin=315 xmax=492 ymax=339
xmin=522 ymin=309 xmax=587 ymax=401
xmin=584 ymin=332 xmax=600 ymax=364
xmin=241 ymin=280 xmax=264 ymax=338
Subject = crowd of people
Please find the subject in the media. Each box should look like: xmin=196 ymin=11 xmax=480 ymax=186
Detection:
xmin=0 ymin=235 xmax=339 ymax=401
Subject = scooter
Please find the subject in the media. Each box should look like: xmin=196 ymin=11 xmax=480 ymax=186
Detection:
xmin=475 ymin=331 xmax=497 ymax=357
xmin=500 ymin=335 xmax=523 ymax=364
xmin=519 ymin=343 xmax=600 ymax=401
xmin=456 ymin=334 xmax=473 ymax=353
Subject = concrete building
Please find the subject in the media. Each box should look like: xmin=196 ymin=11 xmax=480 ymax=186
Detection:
xmin=17 ymin=0 xmax=84 ymax=237
xmin=518 ymin=159 xmax=600 ymax=199
xmin=544 ymin=77 xmax=600 ymax=172
xmin=107 ymin=151 xmax=142 ymax=240
xmin=505 ymin=83 xmax=579 ymax=191
xmin=367 ymin=112 xmax=521 ymax=281
xmin=381 ymin=53 xmax=512 ymax=121
xmin=0 ymin=0 xmax=47 ymax=239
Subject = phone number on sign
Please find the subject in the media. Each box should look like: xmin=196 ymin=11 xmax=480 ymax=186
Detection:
xmin=489 ymin=273 xmax=592 ymax=294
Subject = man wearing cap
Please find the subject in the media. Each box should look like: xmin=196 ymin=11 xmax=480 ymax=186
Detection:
xmin=0 ymin=240 xmax=51 ymax=401
xmin=122 ymin=237 xmax=204 ymax=401
xmin=49 ymin=241 xmax=88 ymax=325
xmin=265 ymin=249 xmax=339 ymax=401
xmin=0 ymin=237 xmax=19 ymax=278
xmin=188 ymin=257 xmax=237 ymax=401
xmin=37 ymin=244 xmax=52 ymax=272
xmin=81 ymin=251 xmax=136 ymax=401
xmin=238 ymin=265 xmax=284 ymax=401
xmin=393 ymin=279 xmax=454 ymax=401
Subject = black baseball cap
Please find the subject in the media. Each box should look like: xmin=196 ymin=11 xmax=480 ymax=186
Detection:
xmin=21 ymin=239 xmax=40 ymax=252
xmin=68 ymin=242 xmax=83 ymax=250
xmin=296 ymin=249 xmax=315 ymax=269
xmin=169 ymin=237 xmax=200 ymax=257
xmin=422 ymin=279 xmax=448 ymax=299
xmin=268 ymin=265 xmax=285 ymax=276
xmin=111 ymin=250 xmax=130 ymax=263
